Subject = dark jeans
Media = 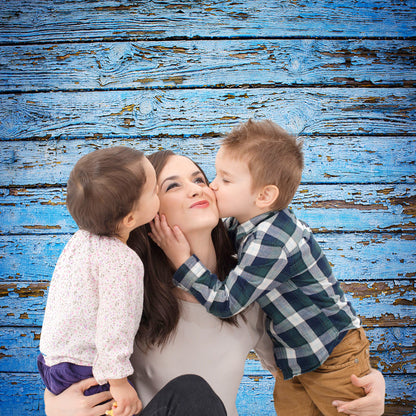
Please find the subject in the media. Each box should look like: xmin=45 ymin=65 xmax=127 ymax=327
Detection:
xmin=140 ymin=374 xmax=227 ymax=416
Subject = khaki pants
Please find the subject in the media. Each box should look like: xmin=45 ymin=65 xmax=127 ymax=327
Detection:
xmin=273 ymin=327 xmax=371 ymax=416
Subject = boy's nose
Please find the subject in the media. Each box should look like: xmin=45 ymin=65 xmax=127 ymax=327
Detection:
xmin=209 ymin=178 xmax=218 ymax=191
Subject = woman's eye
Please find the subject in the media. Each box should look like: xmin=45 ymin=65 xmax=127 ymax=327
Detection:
xmin=194 ymin=177 xmax=206 ymax=185
xmin=166 ymin=182 xmax=179 ymax=191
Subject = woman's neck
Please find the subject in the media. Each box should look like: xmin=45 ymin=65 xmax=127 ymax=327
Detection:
xmin=172 ymin=230 xmax=217 ymax=303
xmin=187 ymin=230 xmax=217 ymax=273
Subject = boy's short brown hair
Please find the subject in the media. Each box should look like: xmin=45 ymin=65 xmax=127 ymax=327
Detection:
xmin=66 ymin=146 xmax=146 ymax=236
xmin=222 ymin=119 xmax=303 ymax=210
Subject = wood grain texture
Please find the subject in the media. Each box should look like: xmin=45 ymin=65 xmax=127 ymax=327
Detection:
xmin=2 ymin=233 xmax=414 ymax=283
xmin=1 ymin=136 xmax=415 ymax=186
xmin=1 ymin=326 xmax=414 ymax=374
xmin=0 ymin=0 xmax=414 ymax=413
xmin=0 ymin=280 xmax=414 ymax=328
xmin=1 ymin=39 xmax=415 ymax=92
xmin=1 ymin=0 xmax=415 ymax=43
xmin=1 ymin=88 xmax=415 ymax=140
xmin=0 ymin=372 xmax=414 ymax=416
xmin=1 ymin=184 xmax=414 ymax=234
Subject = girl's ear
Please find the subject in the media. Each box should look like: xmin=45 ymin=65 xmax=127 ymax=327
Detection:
xmin=122 ymin=211 xmax=137 ymax=229
xmin=256 ymin=185 xmax=279 ymax=209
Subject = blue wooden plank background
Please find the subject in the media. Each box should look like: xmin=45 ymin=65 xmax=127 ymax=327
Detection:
xmin=0 ymin=1 xmax=415 ymax=415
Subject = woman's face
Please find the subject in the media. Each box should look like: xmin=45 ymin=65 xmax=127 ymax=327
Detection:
xmin=157 ymin=155 xmax=219 ymax=235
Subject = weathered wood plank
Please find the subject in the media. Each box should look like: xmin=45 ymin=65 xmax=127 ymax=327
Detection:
xmin=1 ymin=136 xmax=415 ymax=186
xmin=1 ymin=184 xmax=414 ymax=235
xmin=0 ymin=373 xmax=44 ymax=416
xmin=0 ymin=373 xmax=413 ymax=416
xmin=1 ymin=280 xmax=414 ymax=328
xmin=1 ymin=0 xmax=415 ymax=44
xmin=1 ymin=88 xmax=415 ymax=139
xmin=2 ymin=326 xmax=414 ymax=374
xmin=1 ymin=39 xmax=415 ymax=92
xmin=1 ymin=233 xmax=414 ymax=283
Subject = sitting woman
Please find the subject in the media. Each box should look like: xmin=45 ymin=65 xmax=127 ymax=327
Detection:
xmin=44 ymin=150 xmax=386 ymax=416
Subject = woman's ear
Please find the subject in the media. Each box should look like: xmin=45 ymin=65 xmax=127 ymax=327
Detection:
xmin=256 ymin=185 xmax=279 ymax=209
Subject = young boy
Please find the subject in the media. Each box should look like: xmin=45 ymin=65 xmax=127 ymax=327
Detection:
xmin=152 ymin=119 xmax=372 ymax=415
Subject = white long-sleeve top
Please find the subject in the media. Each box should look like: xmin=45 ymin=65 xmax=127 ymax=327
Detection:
xmin=39 ymin=230 xmax=144 ymax=385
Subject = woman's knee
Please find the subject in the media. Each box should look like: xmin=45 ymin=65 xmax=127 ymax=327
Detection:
xmin=163 ymin=374 xmax=226 ymax=415
xmin=165 ymin=374 xmax=212 ymax=396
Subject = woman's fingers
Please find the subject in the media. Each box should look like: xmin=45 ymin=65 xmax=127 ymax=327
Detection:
xmin=76 ymin=377 xmax=99 ymax=393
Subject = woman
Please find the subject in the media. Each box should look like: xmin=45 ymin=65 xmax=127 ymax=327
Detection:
xmin=44 ymin=150 xmax=385 ymax=416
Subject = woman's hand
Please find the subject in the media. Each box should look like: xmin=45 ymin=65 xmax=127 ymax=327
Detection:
xmin=332 ymin=369 xmax=385 ymax=416
xmin=149 ymin=214 xmax=191 ymax=269
xmin=44 ymin=378 xmax=113 ymax=416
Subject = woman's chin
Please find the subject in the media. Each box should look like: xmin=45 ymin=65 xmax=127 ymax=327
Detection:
xmin=181 ymin=217 xmax=218 ymax=235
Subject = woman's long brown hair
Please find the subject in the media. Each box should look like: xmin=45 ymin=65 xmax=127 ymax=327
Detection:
xmin=127 ymin=150 xmax=239 ymax=348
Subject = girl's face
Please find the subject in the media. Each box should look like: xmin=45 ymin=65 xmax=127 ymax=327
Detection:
xmin=157 ymin=155 xmax=219 ymax=235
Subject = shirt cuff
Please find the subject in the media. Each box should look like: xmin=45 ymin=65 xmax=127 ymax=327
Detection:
xmin=173 ymin=255 xmax=206 ymax=289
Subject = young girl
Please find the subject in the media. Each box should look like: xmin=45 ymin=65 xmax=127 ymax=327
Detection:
xmin=38 ymin=147 xmax=159 ymax=416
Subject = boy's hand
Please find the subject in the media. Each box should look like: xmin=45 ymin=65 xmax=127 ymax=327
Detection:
xmin=109 ymin=378 xmax=142 ymax=416
xmin=149 ymin=214 xmax=191 ymax=269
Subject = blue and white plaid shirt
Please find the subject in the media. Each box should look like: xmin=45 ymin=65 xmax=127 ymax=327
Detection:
xmin=173 ymin=208 xmax=360 ymax=379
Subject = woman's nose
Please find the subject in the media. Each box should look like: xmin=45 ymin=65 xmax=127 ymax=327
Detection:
xmin=188 ymin=182 xmax=203 ymax=197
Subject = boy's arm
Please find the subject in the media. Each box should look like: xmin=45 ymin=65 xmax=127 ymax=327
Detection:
xmin=151 ymin=215 xmax=288 ymax=318
xmin=174 ymin=249 xmax=287 ymax=317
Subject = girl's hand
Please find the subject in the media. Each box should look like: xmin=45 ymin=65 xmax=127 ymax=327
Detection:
xmin=44 ymin=377 xmax=113 ymax=416
xmin=109 ymin=378 xmax=142 ymax=416
xmin=332 ymin=369 xmax=385 ymax=416
xmin=149 ymin=214 xmax=191 ymax=269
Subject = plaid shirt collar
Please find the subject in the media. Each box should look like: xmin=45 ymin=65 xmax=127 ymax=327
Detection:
xmin=234 ymin=210 xmax=280 ymax=246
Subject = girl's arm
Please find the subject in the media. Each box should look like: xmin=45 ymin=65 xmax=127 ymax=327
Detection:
xmin=44 ymin=378 xmax=113 ymax=416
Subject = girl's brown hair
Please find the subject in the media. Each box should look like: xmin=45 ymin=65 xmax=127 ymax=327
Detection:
xmin=67 ymin=146 xmax=146 ymax=237
xmin=128 ymin=150 xmax=239 ymax=348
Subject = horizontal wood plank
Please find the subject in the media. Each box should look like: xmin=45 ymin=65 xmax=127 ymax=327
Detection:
xmin=1 ymin=233 xmax=414 ymax=283
xmin=1 ymin=135 xmax=415 ymax=186
xmin=1 ymin=280 xmax=414 ymax=328
xmin=1 ymin=184 xmax=414 ymax=234
xmin=1 ymin=88 xmax=415 ymax=139
xmin=1 ymin=326 xmax=414 ymax=374
xmin=1 ymin=0 xmax=415 ymax=44
xmin=1 ymin=39 xmax=415 ymax=92
xmin=0 ymin=372 xmax=413 ymax=416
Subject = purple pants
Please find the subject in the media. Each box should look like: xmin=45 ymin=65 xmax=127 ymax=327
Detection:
xmin=37 ymin=353 xmax=110 ymax=395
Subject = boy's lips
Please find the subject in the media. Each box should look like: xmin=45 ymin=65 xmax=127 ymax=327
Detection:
xmin=190 ymin=200 xmax=210 ymax=208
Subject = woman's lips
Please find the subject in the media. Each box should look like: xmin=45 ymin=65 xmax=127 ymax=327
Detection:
xmin=190 ymin=200 xmax=210 ymax=208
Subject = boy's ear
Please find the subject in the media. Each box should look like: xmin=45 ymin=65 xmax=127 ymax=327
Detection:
xmin=256 ymin=185 xmax=279 ymax=209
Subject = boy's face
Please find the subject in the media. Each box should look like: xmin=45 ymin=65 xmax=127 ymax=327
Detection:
xmin=210 ymin=146 xmax=259 ymax=223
